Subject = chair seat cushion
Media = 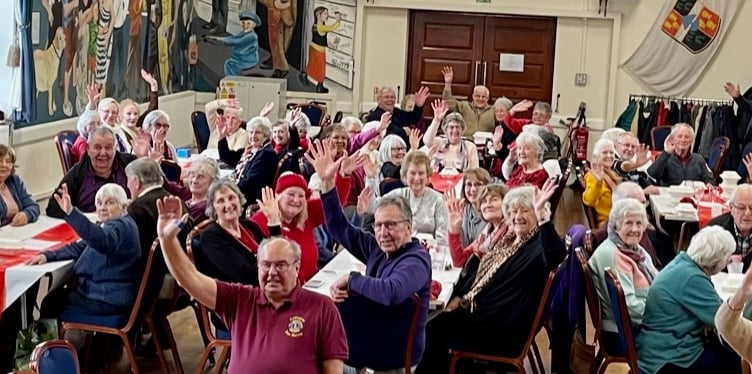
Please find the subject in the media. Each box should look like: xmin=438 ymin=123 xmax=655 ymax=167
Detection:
xmin=60 ymin=308 xmax=128 ymax=329
xmin=38 ymin=347 xmax=79 ymax=374
xmin=215 ymin=327 xmax=231 ymax=341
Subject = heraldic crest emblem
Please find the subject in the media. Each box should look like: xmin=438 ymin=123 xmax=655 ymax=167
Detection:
xmin=661 ymin=0 xmax=721 ymax=53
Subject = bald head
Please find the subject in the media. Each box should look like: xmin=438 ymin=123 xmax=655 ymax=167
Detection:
xmin=378 ymin=87 xmax=397 ymax=111
xmin=730 ymin=184 xmax=752 ymax=235
xmin=472 ymin=86 xmax=490 ymax=108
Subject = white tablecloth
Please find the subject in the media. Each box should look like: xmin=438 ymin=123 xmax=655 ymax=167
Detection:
xmin=4 ymin=260 xmax=74 ymax=310
xmin=649 ymin=188 xmax=698 ymax=223
xmin=304 ymin=250 xmax=462 ymax=310
xmin=712 ymin=272 xmax=742 ymax=301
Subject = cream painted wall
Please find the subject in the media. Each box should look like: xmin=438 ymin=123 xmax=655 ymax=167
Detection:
xmin=354 ymin=0 xmax=752 ymax=130
xmin=12 ymin=92 xmax=196 ymax=200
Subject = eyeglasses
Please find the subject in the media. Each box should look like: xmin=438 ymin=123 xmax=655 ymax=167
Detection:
xmin=258 ymin=261 xmax=298 ymax=272
xmin=391 ymin=147 xmax=407 ymax=152
xmin=373 ymin=219 xmax=409 ymax=230
xmin=154 ymin=122 xmax=170 ymax=129
xmin=732 ymin=204 xmax=752 ymax=213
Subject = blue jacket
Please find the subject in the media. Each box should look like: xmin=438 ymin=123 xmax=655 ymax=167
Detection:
xmin=0 ymin=175 xmax=40 ymax=226
xmin=44 ymin=209 xmax=142 ymax=309
xmin=322 ymin=188 xmax=431 ymax=370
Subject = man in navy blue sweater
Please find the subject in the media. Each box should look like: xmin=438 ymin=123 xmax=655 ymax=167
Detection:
xmin=367 ymin=86 xmax=431 ymax=148
xmin=307 ymin=140 xmax=431 ymax=373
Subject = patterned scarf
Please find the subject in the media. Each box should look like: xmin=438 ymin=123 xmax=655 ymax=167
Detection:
xmin=231 ymin=147 xmax=257 ymax=183
xmin=461 ymin=227 xmax=539 ymax=312
xmin=607 ymin=229 xmax=656 ymax=284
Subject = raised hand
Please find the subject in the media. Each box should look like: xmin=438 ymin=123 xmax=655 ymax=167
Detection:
xmin=510 ymin=99 xmax=533 ymax=115
xmin=53 ymin=184 xmax=73 ymax=215
xmin=256 ymin=187 xmax=281 ymax=225
xmin=534 ymin=177 xmax=558 ymax=222
xmin=362 ymin=154 xmax=378 ymax=179
xmin=724 ymin=82 xmax=741 ymax=98
xmin=379 ymin=111 xmax=392 ymax=132
xmin=414 ymin=86 xmax=431 ymax=107
xmin=156 ymin=196 xmax=187 ymax=241
xmin=305 ymin=139 xmax=340 ymax=183
xmin=86 ymin=83 xmax=101 ymax=108
xmin=409 ymin=128 xmax=422 ymax=150
xmin=222 ymin=99 xmax=240 ymax=109
xmin=340 ymin=153 xmax=365 ymax=176
xmin=744 ymin=154 xmax=752 ymax=182
xmin=356 ymin=186 xmax=373 ymax=216
xmin=216 ymin=114 xmax=229 ymax=138
xmin=150 ymin=141 xmax=165 ymax=163
xmin=441 ymin=66 xmax=454 ymax=84
xmin=288 ymin=107 xmax=303 ymax=124
xmin=431 ymin=99 xmax=449 ymax=124
xmin=635 ymin=144 xmax=652 ymax=166
xmin=492 ymin=125 xmax=504 ymax=148
xmin=140 ymin=69 xmax=158 ymax=92
xmin=663 ymin=134 xmax=675 ymax=154
xmin=259 ymin=102 xmax=275 ymax=117
xmin=445 ymin=189 xmax=464 ymax=233
xmin=590 ymin=163 xmax=605 ymax=182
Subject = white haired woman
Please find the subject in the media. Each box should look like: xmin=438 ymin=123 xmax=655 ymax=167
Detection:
xmin=26 ymin=183 xmax=142 ymax=319
xmin=637 ymin=226 xmax=741 ymax=374
xmin=501 ymin=132 xmax=550 ymax=188
xmin=589 ymin=199 xmax=658 ymax=353
xmin=141 ymin=110 xmax=178 ymax=160
xmin=164 ymin=157 xmax=221 ymax=222
xmin=82 ymin=83 xmax=131 ymax=152
xmin=219 ymin=116 xmax=272 ymax=167
xmin=377 ymin=134 xmax=408 ymax=180
xmin=583 ymin=138 xmax=621 ymax=225
xmin=71 ymin=110 xmax=102 ymax=164
xmin=416 ymin=180 xmax=565 ymax=374
xmin=647 ymin=123 xmax=715 ymax=186
xmin=422 ymin=100 xmax=480 ymax=171
xmin=341 ymin=114 xmax=389 ymax=156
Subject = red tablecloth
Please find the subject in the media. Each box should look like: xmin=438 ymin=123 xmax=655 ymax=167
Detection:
xmin=430 ymin=174 xmax=463 ymax=193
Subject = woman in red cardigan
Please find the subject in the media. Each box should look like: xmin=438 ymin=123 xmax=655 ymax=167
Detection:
xmin=251 ymin=152 xmax=360 ymax=281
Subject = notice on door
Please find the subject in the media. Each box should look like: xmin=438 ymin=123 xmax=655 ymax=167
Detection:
xmin=499 ymin=53 xmax=525 ymax=72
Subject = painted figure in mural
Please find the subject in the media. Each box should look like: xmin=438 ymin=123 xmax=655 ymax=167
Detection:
xmin=157 ymin=0 xmax=173 ymax=93
xmin=205 ymin=11 xmax=262 ymax=77
xmin=75 ymin=0 xmax=100 ymax=114
xmin=41 ymin=0 xmax=81 ymax=116
xmin=126 ymin=0 xmax=146 ymax=98
xmin=107 ymin=0 xmax=129 ymax=99
xmin=95 ymin=0 xmax=116 ymax=97
xmin=33 ymin=27 xmax=66 ymax=115
xmin=303 ymin=7 xmax=341 ymax=94
xmin=257 ymin=0 xmax=296 ymax=78
xmin=203 ymin=0 xmax=228 ymax=35
xmin=171 ymin=0 xmax=193 ymax=90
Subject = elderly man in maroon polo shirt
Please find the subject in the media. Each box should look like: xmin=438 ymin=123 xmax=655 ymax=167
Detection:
xmin=155 ymin=195 xmax=348 ymax=374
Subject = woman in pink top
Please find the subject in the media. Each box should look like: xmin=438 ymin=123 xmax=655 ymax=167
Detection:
xmin=501 ymin=132 xmax=550 ymax=189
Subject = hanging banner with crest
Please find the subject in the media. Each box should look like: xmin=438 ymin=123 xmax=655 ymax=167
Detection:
xmin=622 ymin=0 xmax=740 ymax=96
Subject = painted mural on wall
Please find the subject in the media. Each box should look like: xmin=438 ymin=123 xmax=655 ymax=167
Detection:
xmin=27 ymin=0 xmax=355 ymax=125
xmin=29 ymin=0 xmax=195 ymax=124
xmin=193 ymin=0 xmax=356 ymax=94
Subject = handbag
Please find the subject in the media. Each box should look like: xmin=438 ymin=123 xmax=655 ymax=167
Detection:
xmin=13 ymin=319 xmax=58 ymax=370
xmin=570 ymin=329 xmax=595 ymax=374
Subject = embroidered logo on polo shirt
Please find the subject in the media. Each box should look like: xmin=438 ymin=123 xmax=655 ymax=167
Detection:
xmin=285 ymin=316 xmax=305 ymax=337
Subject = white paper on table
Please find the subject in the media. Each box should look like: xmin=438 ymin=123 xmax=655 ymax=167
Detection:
xmin=0 ymin=216 xmax=65 ymax=242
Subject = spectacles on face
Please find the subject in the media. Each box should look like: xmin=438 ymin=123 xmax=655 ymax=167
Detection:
xmin=258 ymin=260 xmax=299 ymax=272
xmin=391 ymin=147 xmax=406 ymax=152
xmin=154 ymin=122 xmax=170 ymax=130
xmin=732 ymin=204 xmax=752 ymax=213
xmin=374 ymin=219 xmax=409 ymax=231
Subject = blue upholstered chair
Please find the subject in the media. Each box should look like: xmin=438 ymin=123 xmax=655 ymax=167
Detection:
xmin=603 ymin=268 xmax=643 ymax=374
xmin=191 ymin=111 xmax=211 ymax=153
xmin=30 ymin=340 xmax=80 ymax=374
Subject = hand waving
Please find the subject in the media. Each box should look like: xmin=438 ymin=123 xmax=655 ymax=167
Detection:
xmin=86 ymin=83 xmax=101 ymax=107
xmin=157 ymin=196 xmax=187 ymax=241
xmin=534 ymin=177 xmax=558 ymax=223
xmin=414 ymin=86 xmax=431 ymax=107
xmin=356 ymin=186 xmax=373 ymax=216
xmin=256 ymin=187 xmax=281 ymax=225
xmin=445 ymin=189 xmax=464 ymax=233
xmin=431 ymin=99 xmax=449 ymax=124
xmin=305 ymin=139 xmax=340 ymax=183
xmin=634 ymin=144 xmax=652 ymax=167
xmin=340 ymin=152 xmax=366 ymax=176
xmin=725 ymin=82 xmax=741 ymax=98
xmin=510 ymin=99 xmax=533 ymax=115
xmin=54 ymin=184 xmax=73 ymax=216
xmin=663 ymin=134 xmax=675 ymax=154
xmin=140 ymin=69 xmax=158 ymax=92
xmin=362 ymin=154 xmax=378 ymax=179
xmin=259 ymin=102 xmax=275 ymax=117
xmin=441 ymin=66 xmax=454 ymax=84
xmin=379 ymin=111 xmax=392 ymax=132
xmin=409 ymin=128 xmax=422 ymax=150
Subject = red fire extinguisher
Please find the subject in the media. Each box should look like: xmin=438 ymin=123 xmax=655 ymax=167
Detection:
xmin=571 ymin=102 xmax=589 ymax=162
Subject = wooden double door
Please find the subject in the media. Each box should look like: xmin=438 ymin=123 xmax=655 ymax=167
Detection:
xmin=407 ymin=11 xmax=556 ymax=117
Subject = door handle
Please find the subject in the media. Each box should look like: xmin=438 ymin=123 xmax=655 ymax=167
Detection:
xmin=474 ymin=61 xmax=480 ymax=86
xmin=482 ymin=61 xmax=488 ymax=86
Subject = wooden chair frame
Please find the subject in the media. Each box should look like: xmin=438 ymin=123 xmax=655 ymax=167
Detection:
xmin=30 ymin=340 xmax=81 ymax=374
xmin=186 ymin=220 xmax=232 ymax=374
xmin=603 ymin=269 xmax=641 ymax=374
xmin=60 ymin=239 xmax=160 ymax=374
xmin=53 ymin=130 xmax=78 ymax=174
xmin=448 ymin=268 xmax=558 ymax=374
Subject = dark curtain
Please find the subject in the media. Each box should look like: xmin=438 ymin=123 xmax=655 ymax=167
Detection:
xmin=14 ymin=0 xmax=36 ymax=124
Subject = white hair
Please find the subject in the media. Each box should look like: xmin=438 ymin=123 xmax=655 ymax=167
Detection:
xmin=612 ymin=181 xmax=644 ymax=201
xmin=77 ymin=110 xmax=101 ymax=137
xmin=686 ymin=226 xmax=735 ymax=271
xmin=729 ymin=184 xmax=752 ymax=205
xmin=494 ymin=97 xmax=513 ymax=111
xmin=592 ymin=138 xmax=615 ymax=159
xmin=189 ymin=157 xmax=221 ymax=180
xmin=378 ymin=135 xmax=406 ymax=164
xmin=97 ymin=98 xmax=119 ymax=112
xmin=670 ymin=123 xmax=695 ymax=139
xmin=142 ymin=110 xmax=171 ymax=132
xmin=607 ymin=199 xmax=647 ymax=234
xmin=502 ymin=186 xmax=550 ymax=226
xmin=601 ymin=128 xmax=626 ymax=144
xmin=95 ymin=183 xmax=129 ymax=207
xmin=515 ymin=132 xmax=546 ymax=162
xmin=341 ymin=116 xmax=363 ymax=129
xmin=247 ymin=116 xmax=272 ymax=139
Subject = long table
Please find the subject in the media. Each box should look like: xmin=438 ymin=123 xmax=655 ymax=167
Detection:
xmin=303 ymin=249 xmax=462 ymax=310
xmin=0 ymin=217 xmax=79 ymax=327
